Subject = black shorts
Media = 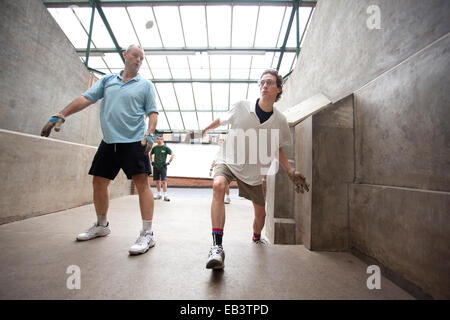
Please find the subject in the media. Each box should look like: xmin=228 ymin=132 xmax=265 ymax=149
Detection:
xmin=153 ymin=166 xmax=167 ymax=181
xmin=89 ymin=140 xmax=151 ymax=180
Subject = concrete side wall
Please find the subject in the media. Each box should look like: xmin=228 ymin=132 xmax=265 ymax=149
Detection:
xmin=0 ymin=130 xmax=131 ymax=224
xmin=276 ymin=0 xmax=450 ymax=298
xmin=310 ymin=96 xmax=354 ymax=250
xmin=0 ymin=0 xmax=102 ymax=147
xmin=354 ymin=34 xmax=450 ymax=191
xmin=278 ymin=0 xmax=450 ymax=110
xmin=349 ymin=184 xmax=450 ymax=299
xmin=0 ymin=0 xmax=131 ymax=223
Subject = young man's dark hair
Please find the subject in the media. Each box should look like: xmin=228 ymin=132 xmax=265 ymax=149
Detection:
xmin=260 ymin=69 xmax=284 ymax=102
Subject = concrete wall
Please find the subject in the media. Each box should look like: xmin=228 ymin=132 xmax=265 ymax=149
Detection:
xmin=273 ymin=0 xmax=450 ymax=299
xmin=0 ymin=0 xmax=130 ymax=224
xmin=278 ymin=0 xmax=450 ymax=108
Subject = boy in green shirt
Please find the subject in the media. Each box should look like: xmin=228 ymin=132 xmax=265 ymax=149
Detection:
xmin=150 ymin=135 xmax=175 ymax=201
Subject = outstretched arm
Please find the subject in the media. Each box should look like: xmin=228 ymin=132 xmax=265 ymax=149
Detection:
xmin=41 ymin=96 xmax=93 ymax=137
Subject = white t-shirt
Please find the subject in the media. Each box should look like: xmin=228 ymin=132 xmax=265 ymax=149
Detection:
xmin=215 ymin=100 xmax=292 ymax=186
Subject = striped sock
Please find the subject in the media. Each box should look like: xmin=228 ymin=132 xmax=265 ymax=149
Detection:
xmin=212 ymin=228 xmax=224 ymax=246
xmin=253 ymin=233 xmax=261 ymax=241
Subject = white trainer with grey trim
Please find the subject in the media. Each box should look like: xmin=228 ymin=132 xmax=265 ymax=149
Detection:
xmin=76 ymin=222 xmax=111 ymax=241
xmin=206 ymin=245 xmax=225 ymax=269
xmin=129 ymin=230 xmax=156 ymax=255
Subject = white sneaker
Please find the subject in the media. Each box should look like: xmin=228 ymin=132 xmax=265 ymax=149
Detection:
xmin=154 ymin=194 xmax=162 ymax=200
xmin=164 ymin=195 xmax=170 ymax=201
xmin=76 ymin=222 xmax=111 ymax=241
xmin=129 ymin=230 xmax=156 ymax=255
xmin=253 ymin=238 xmax=269 ymax=245
xmin=224 ymin=196 xmax=231 ymax=204
xmin=206 ymin=245 xmax=225 ymax=269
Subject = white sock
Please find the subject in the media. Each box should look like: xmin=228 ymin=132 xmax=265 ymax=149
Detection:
xmin=97 ymin=214 xmax=107 ymax=227
xmin=143 ymin=220 xmax=152 ymax=232
xmin=164 ymin=192 xmax=168 ymax=196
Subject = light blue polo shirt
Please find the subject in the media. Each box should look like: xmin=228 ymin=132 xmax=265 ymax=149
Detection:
xmin=82 ymin=72 xmax=158 ymax=144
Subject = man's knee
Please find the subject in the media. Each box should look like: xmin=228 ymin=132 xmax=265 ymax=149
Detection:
xmin=213 ymin=178 xmax=227 ymax=195
xmin=133 ymin=174 xmax=150 ymax=192
xmin=93 ymin=176 xmax=110 ymax=190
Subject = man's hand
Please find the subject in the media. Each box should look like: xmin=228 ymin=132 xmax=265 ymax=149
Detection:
xmin=41 ymin=114 xmax=65 ymax=137
xmin=287 ymin=168 xmax=310 ymax=194
xmin=141 ymin=131 xmax=154 ymax=154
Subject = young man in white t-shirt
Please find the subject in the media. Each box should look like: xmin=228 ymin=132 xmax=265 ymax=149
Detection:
xmin=198 ymin=69 xmax=310 ymax=270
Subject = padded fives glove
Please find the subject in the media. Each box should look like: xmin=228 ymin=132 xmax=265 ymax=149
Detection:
xmin=287 ymin=167 xmax=310 ymax=194
xmin=141 ymin=131 xmax=154 ymax=154
xmin=41 ymin=114 xmax=66 ymax=137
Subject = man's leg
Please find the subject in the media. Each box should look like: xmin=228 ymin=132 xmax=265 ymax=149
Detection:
xmin=93 ymin=176 xmax=111 ymax=218
xmin=76 ymin=176 xmax=112 ymax=241
xmin=129 ymin=173 xmax=156 ymax=255
xmin=154 ymin=176 xmax=162 ymax=199
xmin=211 ymin=176 xmax=228 ymax=230
xmin=252 ymin=202 xmax=267 ymax=243
xmin=132 ymin=173 xmax=154 ymax=221
xmin=206 ymin=175 xmax=228 ymax=269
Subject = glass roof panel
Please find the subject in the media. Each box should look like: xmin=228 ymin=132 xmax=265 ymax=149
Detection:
xmin=188 ymin=54 xmax=210 ymax=79
xmin=192 ymin=83 xmax=212 ymax=111
xmin=166 ymin=56 xmax=191 ymax=79
xmin=180 ymin=6 xmax=208 ymax=47
xmin=48 ymin=8 xmax=88 ymax=48
xmin=180 ymin=112 xmax=199 ymax=131
xmin=209 ymin=56 xmax=230 ymax=79
xmin=207 ymin=6 xmax=231 ymax=47
xmin=84 ymin=56 xmax=108 ymax=69
xmin=44 ymin=2 xmax=316 ymax=133
xmin=153 ymin=6 xmax=185 ymax=47
xmin=147 ymin=55 xmax=171 ymax=79
xmin=211 ymin=84 xmax=230 ymax=111
xmin=165 ymin=112 xmax=185 ymax=130
xmin=250 ymin=54 xmax=274 ymax=78
xmin=72 ymin=7 xmax=115 ymax=48
xmin=103 ymin=7 xmax=139 ymax=48
xmin=155 ymin=83 xmax=178 ymax=111
xmin=254 ymin=6 xmax=286 ymax=47
xmin=278 ymin=52 xmax=296 ymax=78
xmin=173 ymin=83 xmax=195 ymax=111
xmin=126 ymin=7 xmax=163 ymax=48
xmin=231 ymin=6 xmax=258 ymax=47
xmin=103 ymin=53 xmax=124 ymax=69
xmin=156 ymin=112 xmax=170 ymax=131
xmin=230 ymin=83 xmax=249 ymax=104
xmin=230 ymin=55 xmax=252 ymax=79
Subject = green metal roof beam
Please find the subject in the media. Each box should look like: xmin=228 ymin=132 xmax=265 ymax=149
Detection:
xmin=276 ymin=0 xmax=300 ymax=71
xmin=93 ymin=0 xmax=125 ymax=64
xmin=84 ymin=0 xmax=95 ymax=67
xmin=43 ymin=0 xmax=317 ymax=8
xmin=76 ymin=47 xmax=299 ymax=54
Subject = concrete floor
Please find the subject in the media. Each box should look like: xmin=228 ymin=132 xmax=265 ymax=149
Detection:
xmin=0 ymin=188 xmax=413 ymax=300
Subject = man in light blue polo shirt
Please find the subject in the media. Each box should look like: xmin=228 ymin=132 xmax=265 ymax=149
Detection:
xmin=41 ymin=45 xmax=159 ymax=255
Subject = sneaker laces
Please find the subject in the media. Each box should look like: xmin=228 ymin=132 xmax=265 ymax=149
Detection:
xmin=135 ymin=232 xmax=151 ymax=246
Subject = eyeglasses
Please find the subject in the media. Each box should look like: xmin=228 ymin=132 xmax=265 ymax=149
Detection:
xmin=258 ymin=79 xmax=276 ymax=87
